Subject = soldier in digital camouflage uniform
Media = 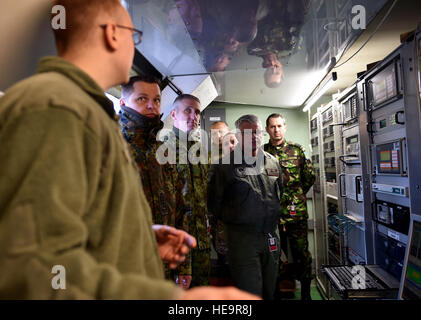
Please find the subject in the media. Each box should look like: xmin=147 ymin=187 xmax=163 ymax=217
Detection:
xmin=161 ymin=94 xmax=211 ymax=288
xmin=118 ymin=75 xmax=186 ymax=282
xmin=264 ymin=113 xmax=315 ymax=300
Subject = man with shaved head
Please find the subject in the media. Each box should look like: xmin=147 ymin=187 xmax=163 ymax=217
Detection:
xmin=168 ymin=94 xmax=212 ymax=289
xmin=0 ymin=0 xmax=258 ymax=300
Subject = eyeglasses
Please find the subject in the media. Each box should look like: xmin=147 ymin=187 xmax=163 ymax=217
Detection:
xmin=238 ymin=129 xmax=265 ymax=135
xmin=100 ymin=24 xmax=143 ymax=45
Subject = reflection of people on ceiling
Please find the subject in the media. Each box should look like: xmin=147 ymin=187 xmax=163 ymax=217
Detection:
xmin=168 ymin=0 xmax=203 ymax=39
xmin=262 ymin=53 xmax=284 ymax=88
xmin=247 ymin=0 xmax=311 ymax=88
xmin=167 ymin=0 xmax=203 ymax=51
xmin=199 ymin=0 xmax=270 ymax=72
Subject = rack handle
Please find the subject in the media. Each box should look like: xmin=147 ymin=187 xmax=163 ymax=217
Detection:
xmin=339 ymin=174 xmax=346 ymax=198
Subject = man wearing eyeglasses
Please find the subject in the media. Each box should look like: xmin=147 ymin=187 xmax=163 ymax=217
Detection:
xmin=0 ymin=0 xmax=258 ymax=300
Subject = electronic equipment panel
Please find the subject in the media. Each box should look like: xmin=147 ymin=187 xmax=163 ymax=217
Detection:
xmin=374 ymin=200 xmax=410 ymax=234
xmin=344 ymin=134 xmax=360 ymax=160
xmin=373 ymin=139 xmax=407 ymax=176
xmin=311 ymin=137 xmax=319 ymax=147
xmin=324 ymin=141 xmax=335 ymax=153
xmin=311 ymin=118 xmax=318 ymax=131
xmin=362 ymin=48 xmax=411 ymax=282
xmin=375 ymin=231 xmax=406 ymax=280
xmin=325 ymin=157 xmax=336 ymax=168
xmin=323 ymin=125 xmax=334 ymax=138
xmin=343 ymin=94 xmax=358 ymax=123
xmin=322 ymin=109 xmax=333 ymax=124
xmin=367 ymin=60 xmax=401 ymax=109
xmin=399 ymin=215 xmax=421 ymax=300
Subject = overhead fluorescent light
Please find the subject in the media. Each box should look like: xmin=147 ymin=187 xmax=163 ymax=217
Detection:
xmin=302 ymin=72 xmax=337 ymax=112
xmin=105 ymin=92 xmax=122 ymax=114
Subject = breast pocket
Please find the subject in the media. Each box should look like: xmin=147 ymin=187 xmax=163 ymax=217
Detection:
xmin=229 ymin=177 xmax=251 ymax=208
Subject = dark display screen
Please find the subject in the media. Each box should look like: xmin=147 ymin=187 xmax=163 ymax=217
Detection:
xmin=380 ymin=119 xmax=387 ymax=128
xmin=369 ymin=62 xmax=399 ymax=107
xmin=347 ymin=135 xmax=358 ymax=144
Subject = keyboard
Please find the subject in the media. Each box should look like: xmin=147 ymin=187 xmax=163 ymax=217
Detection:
xmin=322 ymin=265 xmax=400 ymax=299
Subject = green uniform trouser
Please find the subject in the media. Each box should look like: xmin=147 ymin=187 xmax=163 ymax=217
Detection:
xmin=279 ymin=219 xmax=312 ymax=281
xmin=190 ymin=249 xmax=211 ymax=287
xmin=226 ymin=226 xmax=280 ymax=300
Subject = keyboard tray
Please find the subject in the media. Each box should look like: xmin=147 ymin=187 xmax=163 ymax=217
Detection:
xmin=321 ymin=265 xmax=400 ymax=299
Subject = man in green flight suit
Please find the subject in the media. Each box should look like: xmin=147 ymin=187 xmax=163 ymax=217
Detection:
xmin=208 ymin=114 xmax=283 ymax=300
xmin=163 ymin=94 xmax=211 ymax=288
xmin=0 ymin=0 xmax=259 ymax=300
xmin=118 ymin=75 xmax=187 ymax=283
xmin=264 ymin=113 xmax=315 ymax=300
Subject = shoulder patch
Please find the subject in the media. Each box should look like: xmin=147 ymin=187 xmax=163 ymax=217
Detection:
xmin=286 ymin=141 xmax=306 ymax=153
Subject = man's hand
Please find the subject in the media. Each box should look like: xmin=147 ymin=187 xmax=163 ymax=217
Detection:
xmin=180 ymin=286 xmax=262 ymax=300
xmin=152 ymin=225 xmax=197 ymax=269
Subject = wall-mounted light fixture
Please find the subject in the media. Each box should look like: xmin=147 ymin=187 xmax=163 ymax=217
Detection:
xmin=302 ymin=72 xmax=337 ymax=112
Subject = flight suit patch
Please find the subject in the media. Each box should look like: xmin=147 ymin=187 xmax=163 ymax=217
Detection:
xmin=266 ymin=168 xmax=279 ymax=177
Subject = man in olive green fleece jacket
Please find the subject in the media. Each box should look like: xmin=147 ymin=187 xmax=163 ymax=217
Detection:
xmin=0 ymin=0 xmax=258 ymax=300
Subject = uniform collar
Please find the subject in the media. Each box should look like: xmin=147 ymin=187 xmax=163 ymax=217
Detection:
xmin=270 ymin=139 xmax=286 ymax=149
xmin=172 ymin=126 xmax=184 ymax=139
xmin=172 ymin=126 xmax=201 ymax=145
xmin=36 ymin=56 xmax=115 ymax=120
xmin=120 ymin=106 xmax=163 ymax=131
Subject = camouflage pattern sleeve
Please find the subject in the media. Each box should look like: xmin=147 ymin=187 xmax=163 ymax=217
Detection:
xmin=119 ymin=120 xmax=142 ymax=164
xmin=174 ymin=162 xmax=193 ymax=276
xmin=298 ymin=146 xmax=315 ymax=194
xmin=172 ymin=163 xmax=192 ymax=276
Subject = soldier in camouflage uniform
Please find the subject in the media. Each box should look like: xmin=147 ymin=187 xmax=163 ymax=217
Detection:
xmin=162 ymin=94 xmax=211 ymax=288
xmin=264 ymin=113 xmax=315 ymax=300
xmin=247 ymin=0 xmax=311 ymax=88
xmin=118 ymin=75 xmax=186 ymax=283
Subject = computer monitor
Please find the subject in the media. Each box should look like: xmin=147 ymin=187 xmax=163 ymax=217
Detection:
xmin=399 ymin=214 xmax=421 ymax=300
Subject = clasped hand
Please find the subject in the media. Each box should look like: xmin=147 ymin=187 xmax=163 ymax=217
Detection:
xmin=152 ymin=225 xmax=197 ymax=269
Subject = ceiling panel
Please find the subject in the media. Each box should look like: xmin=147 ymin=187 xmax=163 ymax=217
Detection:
xmin=126 ymin=0 xmax=393 ymax=108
